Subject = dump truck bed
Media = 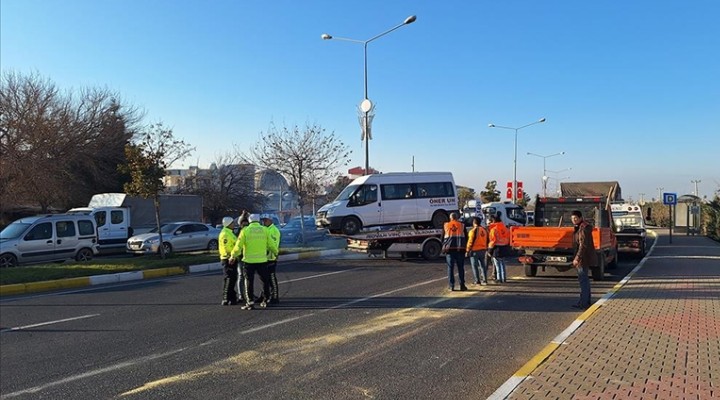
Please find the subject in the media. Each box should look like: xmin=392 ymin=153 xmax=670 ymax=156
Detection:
xmin=511 ymin=226 xmax=614 ymax=251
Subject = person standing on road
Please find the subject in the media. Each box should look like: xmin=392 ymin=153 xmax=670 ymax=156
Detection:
xmin=488 ymin=215 xmax=510 ymax=283
xmin=466 ymin=216 xmax=489 ymax=285
xmin=219 ymin=216 xmax=239 ymax=305
xmin=571 ymin=210 xmax=595 ymax=309
xmin=261 ymin=214 xmax=281 ymax=304
xmin=230 ymin=214 xmax=278 ymax=310
xmin=443 ymin=212 xmax=467 ymax=291
xmin=235 ymin=215 xmax=251 ymax=303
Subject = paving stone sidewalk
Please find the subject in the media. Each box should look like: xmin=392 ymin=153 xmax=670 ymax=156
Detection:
xmin=508 ymin=232 xmax=720 ymax=399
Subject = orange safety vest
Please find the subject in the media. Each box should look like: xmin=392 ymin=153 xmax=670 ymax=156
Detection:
xmin=466 ymin=225 xmax=488 ymax=252
xmin=488 ymin=222 xmax=510 ymax=247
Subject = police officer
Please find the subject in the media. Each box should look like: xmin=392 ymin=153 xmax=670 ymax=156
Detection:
xmin=261 ymin=214 xmax=281 ymax=304
xmin=218 ymin=216 xmax=238 ymax=305
xmin=230 ymin=214 xmax=278 ymax=310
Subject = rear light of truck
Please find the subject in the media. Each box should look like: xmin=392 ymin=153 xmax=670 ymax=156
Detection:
xmin=518 ymin=255 xmax=534 ymax=264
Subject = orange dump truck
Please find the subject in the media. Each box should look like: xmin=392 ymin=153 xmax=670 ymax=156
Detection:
xmin=511 ymin=196 xmax=618 ymax=280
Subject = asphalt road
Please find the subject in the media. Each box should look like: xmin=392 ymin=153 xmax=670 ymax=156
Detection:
xmin=0 ymin=245 xmax=646 ymax=399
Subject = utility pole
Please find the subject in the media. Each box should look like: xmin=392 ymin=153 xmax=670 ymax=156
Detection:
xmin=691 ymin=179 xmax=701 ymax=197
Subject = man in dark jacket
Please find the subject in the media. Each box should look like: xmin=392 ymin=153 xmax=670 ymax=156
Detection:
xmin=571 ymin=210 xmax=595 ymax=309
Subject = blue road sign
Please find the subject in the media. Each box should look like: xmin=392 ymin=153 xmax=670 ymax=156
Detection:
xmin=663 ymin=192 xmax=677 ymax=205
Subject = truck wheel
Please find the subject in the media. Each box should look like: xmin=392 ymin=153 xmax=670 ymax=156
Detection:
xmin=524 ymin=264 xmax=537 ymax=277
xmin=341 ymin=216 xmax=362 ymax=236
xmin=75 ymin=248 xmax=94 ymax=262
xmin=591 ymin=254 xmax=605 ymax=281
xmin=421 ymin=240 xmax=442 ymax=260
xmin=431 ymin=211 xmax=449 ymax=229
xmin=0 ymin=253 xmax=18 ymax=268
xmin=607 ymin=247 xmax=618 ymax=269
xmin=207 ymin=239 xmax=219 ymax=251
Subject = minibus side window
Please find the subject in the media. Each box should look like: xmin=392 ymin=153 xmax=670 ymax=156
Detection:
xmin=349 ymin=184 xmax=377 ymax=207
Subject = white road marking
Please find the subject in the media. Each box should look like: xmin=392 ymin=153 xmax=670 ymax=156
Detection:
xmin=0 ymin=314 xmax=100 ymax=333
xmin=0 ymin=348 xmax=187 ymax=399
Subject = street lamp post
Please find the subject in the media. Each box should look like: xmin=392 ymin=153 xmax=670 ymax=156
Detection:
xmin=691 ymin=179 xmax=701 ymax=197
xmin=656 ymin=187 xmax=664 ymax=202
xmin=527 ymin=151 xmax=564 ymax=197
xmin=488 ymin=118 xmax=546 ymax=203
xmin=322 ymin=15 xmax=417 ymax=175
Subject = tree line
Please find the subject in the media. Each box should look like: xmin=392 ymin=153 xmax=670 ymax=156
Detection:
xmin=0 ymin=72 xmax=351 ymax=227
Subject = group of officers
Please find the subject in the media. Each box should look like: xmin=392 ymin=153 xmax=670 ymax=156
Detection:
xmin=217 ymin=212 xmax=281 ymax=310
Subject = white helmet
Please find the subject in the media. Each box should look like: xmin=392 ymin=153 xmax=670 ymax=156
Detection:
xmin=222 ymin=216 xmax=234 ymax=227
xmin=248 ymin=213 xmax=260 ymax=223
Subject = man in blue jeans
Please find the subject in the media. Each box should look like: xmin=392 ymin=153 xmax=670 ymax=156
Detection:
xmin=571 ymin=210 xmax=594 ymax=309
xmin=443 ymin=212 xmax=467 ymax=291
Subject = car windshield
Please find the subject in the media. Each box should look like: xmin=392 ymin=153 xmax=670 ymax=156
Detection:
xmin=334 ymin=185 xmax=359 ymax=202
xmin=614 ymin=215 xmax=643 ymax=228
xmin=0 ymin=222 xmax=31 ymax=240
xmin=146 ymin=224 xmax=176 ymax=234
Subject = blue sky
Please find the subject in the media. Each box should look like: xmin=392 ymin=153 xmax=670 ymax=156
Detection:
xmin=2 ymin=0 xmax=719 ymax=202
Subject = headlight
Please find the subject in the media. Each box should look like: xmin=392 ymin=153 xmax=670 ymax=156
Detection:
xmin=145 ymin=238 xmax=159 ymax=244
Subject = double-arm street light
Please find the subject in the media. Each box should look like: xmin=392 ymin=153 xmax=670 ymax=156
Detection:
xmin=488 ymin=118 xmax=546 ymax=203
xmin=322 ymin=15 xmax=417 ymax=175
xmin=527 ymin=151 xmax=565 ymax=197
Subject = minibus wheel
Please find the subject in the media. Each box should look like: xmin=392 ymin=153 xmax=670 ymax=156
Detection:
xmin=341 ymin=216 xmax=362 ymax=235
xmin=431 ymin=211 xmax=449 ymax=229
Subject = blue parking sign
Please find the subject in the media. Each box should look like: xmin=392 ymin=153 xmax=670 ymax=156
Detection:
xmin=663 ymin=193 xmax=677 ymax=205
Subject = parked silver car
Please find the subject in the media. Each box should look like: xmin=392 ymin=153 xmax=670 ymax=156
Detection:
xmin=126 ymin=222 xmax=220 ymax=255
xmin=280 ymin=217 xmax=328 ymax=244
xmin=0 ymin=214 xmax=99 ymax=268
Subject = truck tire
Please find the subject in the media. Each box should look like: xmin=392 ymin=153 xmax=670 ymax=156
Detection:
xmin=524 ymin=264 xmax=537 ymax=277
xmin=421 ymin=239 xmax=442 ymax=260
xmin=75 ymin=248 xmax=94 ymax=262
xmin=591 ymin=254 xmax=605 ymax=281
xmin=431 ymin=211 xmax=449 ymax=229
xmin=341 ymin=216 xmax=362 ymax=236
xmin=607 ymin=247 xmax=618 ymax=269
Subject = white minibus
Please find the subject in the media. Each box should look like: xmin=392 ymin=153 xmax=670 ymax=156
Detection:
xmin=316 ymin=172 xmax=459 ymax=235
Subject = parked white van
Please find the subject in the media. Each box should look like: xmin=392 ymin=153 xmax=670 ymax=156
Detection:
xmin=316 ymin=172 xmax=459 ymax=235
xmin=0 ymin=214 xmax=99 ymax=268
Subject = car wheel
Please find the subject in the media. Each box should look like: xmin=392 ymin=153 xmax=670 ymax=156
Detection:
xmin=0 ymin=253 xmax=18 ymax=268
xmin=341 ymin=216 xmax=362 ymax=236
xmin=295 ymin=234 xmax=304 ymax=245
xmin=75 ymin=248 xmax=94 ymax=262
xmin=207 ymin=239 xmax=219 ymax=251
xmin=161 ymin=242 xmax=172 ymax=255
xmin=431 ymin=211 xmax=449 ymax=229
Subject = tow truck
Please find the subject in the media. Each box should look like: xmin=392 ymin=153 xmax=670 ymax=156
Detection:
xmin=344 ymin=226 xmax=444 ymax=260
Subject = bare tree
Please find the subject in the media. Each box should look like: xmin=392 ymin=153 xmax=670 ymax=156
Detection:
xmin=251 ymin=122 xmax=351 ymax=242
xmin=177 ymin=150 xmax=266 ymax=225
xmin=0 ymin=71 xmax=141 ymax=218
xmin=119 ymin=123 xmax=194 ymax=258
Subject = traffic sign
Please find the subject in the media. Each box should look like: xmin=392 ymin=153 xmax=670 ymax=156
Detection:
xmin=663 ymin=193 xmax=677 ymax=205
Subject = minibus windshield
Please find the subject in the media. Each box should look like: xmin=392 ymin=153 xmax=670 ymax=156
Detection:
xmin=334 ymin=185 xmax=359 ymax=202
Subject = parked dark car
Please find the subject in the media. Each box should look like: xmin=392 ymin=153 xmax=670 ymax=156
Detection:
xmin=280 ymin=217 xmax=328 ymax=244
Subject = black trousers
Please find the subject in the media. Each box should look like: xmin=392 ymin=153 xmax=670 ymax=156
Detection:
xmin=268 ymin=260 xmax=279 ymax=301
xmin=242 ymin=262 xmax=270 ymax=305
xmin=221 ymin=259 xmax=239 ymax=303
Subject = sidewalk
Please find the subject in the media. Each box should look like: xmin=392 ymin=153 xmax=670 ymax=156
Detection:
xmin=495 ymin=230 xmax=720 ymax=399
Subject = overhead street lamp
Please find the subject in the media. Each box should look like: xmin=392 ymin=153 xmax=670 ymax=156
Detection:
xmin=656 ymin=187 xmax=664 ymax=202
xmin=488 ymin=117 xmax=546 ymax=203
xmin=322 ymin=15 xmax=417 ymax=175
xmin=691 ymin=179 xmax=701 ymax=197
xmin=527 ymin=151 xmax=564 ymax=197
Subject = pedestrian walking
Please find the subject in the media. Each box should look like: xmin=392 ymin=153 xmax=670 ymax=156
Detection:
xmin=261 ymin=213 xmax=281 ymax=304
xmin=443 ymin=212 xmax=467 ymax=291
xmin=571 ymin=210 xmax=594 ymax=309
xmin=230 ymin=213 xmax=278 ymax=310
xmin=218 ymin=216 xmax=239 ymax=305
xmin=488 ymin=215 xmax=510 ymax=283
xmin=466 ymin=216 xmax=489 ymax=285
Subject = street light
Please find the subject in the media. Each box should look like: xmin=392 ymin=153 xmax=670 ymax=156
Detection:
xmin=656 ymin=187 xmax=664 ymax=202
xmin=488 ymin=117 xmax=546 ymax=203
xmin=322 ymin=15 xmax=417 ymax=175
xmin=691 ymin=179 xmax=701 ymax=197
xmin=527 ymin=151 xmax=564 ymax=197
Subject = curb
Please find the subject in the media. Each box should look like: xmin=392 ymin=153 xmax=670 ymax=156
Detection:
xmin=487 ymin=230 xmax=659 ymax=400
xmin=0 ymin=249 xmax=345 ymax=297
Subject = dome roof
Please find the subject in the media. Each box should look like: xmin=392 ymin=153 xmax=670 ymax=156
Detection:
xmin=255 ymin=169 xmax=289 ymax=191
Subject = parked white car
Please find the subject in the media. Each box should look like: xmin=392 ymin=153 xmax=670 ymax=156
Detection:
xmin=126 ymin=222 xmax=220 ymax=255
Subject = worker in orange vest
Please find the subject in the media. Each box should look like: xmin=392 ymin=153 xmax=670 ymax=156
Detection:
xmin=443 ymin=212 xmax=467 ymax=291
xmin=466 ymin=216 xmax=489 ymax=285
xmin=488 ymin=215 xmax=510 ymax=283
